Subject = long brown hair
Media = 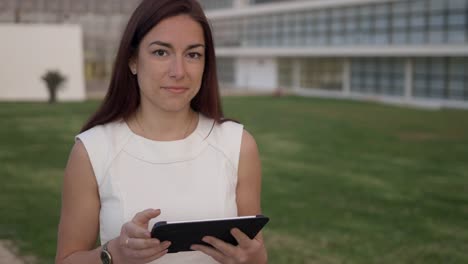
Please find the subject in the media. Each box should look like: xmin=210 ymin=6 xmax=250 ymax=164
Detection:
xmin=80 ymin=0 xmax=224 ymax=132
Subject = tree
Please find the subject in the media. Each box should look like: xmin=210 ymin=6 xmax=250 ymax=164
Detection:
xmin=41 ymin=70 xmax=66 ymax=104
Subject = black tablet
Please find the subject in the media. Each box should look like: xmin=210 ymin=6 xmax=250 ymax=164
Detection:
xmin=151 ymin=215 xmax=269 ymax=253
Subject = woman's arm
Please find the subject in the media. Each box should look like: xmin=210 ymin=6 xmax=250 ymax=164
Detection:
xmin=55 ymin=140 xmax=102 ymax=263
xmin=191 ymin=129 xmax=268 ymax=264
xmin=235 ymin=130 xmax=268 ymax=262
xmin=236 ymin=130 xmax=263 ymax=218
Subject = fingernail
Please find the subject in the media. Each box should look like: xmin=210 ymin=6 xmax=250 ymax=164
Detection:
xmin=153 ymin=239 xmax=160 ymax=245
xmin=145 ymin=231 xmax=151 ymax=238
xmin=163 ymin=241 xmax=171 ymax=247
xmin=202 ymin=237 xmax=209 ymax=242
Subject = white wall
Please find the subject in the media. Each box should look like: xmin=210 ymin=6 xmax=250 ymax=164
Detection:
xmin=0 ymin=24 xmax=85 ymax=102
xmin=235 ymin=58 xmax=277 ymax=91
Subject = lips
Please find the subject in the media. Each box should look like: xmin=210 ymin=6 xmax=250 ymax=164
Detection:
xmin=162 ymin=86 xmax=189 ymax=94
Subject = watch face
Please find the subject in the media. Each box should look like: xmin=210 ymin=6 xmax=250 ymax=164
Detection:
xmin=100 ymin=251 xmax=111 ymax=264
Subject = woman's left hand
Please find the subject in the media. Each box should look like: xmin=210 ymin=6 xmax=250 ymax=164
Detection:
xmin=190 ymin=228 xmax=267 ymax=264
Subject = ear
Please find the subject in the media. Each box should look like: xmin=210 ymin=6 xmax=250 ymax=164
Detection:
xmin=128 ymin=57 xmax=137 ymax=75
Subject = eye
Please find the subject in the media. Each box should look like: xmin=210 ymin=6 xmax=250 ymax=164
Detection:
xmin=187 ymin=52 xmax=203 ymax=59
xmin=152 ymin=49 xmax=168 ymax=57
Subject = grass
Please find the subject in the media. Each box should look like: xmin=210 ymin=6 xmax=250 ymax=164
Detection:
xmin=1 ymin=96 xmax=468 ymax=264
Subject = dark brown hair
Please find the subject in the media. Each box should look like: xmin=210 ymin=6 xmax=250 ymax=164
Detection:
xmin=80 ymin=0 xmax=224 ymax=132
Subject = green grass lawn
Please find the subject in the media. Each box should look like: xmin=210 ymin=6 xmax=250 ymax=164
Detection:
xmin=1 ymin=96 xmax=468 ymax=264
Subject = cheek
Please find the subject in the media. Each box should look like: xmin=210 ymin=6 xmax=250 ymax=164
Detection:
xmin=193 ymin=64 xmax=205 ymax=83
xmin=139 ymin=62 xmax=167 ymax=84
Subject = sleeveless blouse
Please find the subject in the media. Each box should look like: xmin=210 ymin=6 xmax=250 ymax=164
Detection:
xmin=76 ymin=114 xmax=244 ymax=263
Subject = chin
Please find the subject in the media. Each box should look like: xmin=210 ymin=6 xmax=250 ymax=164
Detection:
xmin=160 ymin=101 xmax=192 ymax=113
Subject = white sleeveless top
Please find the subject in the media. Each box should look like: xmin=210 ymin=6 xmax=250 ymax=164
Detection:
xmin=76 ymin=114 xmax=244 ymax=263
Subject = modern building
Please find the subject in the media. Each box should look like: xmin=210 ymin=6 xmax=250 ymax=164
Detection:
xmin=1 ymin=0 xmax=467 ymax=108
xmin=200 ymin=0 xmax=468 ymax=108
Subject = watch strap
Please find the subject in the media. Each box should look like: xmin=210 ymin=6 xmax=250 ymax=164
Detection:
xmin=101 ymin=241 xmax=112 ymax=264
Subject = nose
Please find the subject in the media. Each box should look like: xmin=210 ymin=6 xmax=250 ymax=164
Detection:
xmin=168 ymin=55 xmax=186 ymax=80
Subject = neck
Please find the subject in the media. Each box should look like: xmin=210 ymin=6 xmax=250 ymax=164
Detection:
xmin=133 ymin=106 xmax=196 ymax=141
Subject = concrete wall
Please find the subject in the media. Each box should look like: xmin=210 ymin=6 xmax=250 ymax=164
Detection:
xmin=0 ymin=24 xmax=85 ymax=102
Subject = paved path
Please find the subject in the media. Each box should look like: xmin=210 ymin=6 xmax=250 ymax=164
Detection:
xmin=0 ymin=241 xmax=25 ymax=264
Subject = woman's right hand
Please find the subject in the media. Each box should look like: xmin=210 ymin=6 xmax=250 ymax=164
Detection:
xmin=110 ymin=208 xmax=171 ymax=264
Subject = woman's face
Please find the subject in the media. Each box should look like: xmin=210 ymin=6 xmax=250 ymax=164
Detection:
xmin=130 ymin=15 xmax=205 ymax=113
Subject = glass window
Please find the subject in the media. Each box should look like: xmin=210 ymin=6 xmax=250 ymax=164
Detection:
xmin=393 ymin=16 xmax=408 ymax=29
xmin=360 ymin=16 xmax=373 ymax=31
xmin=447 ymin=0 xmax=467 ymax=10
xmin=430 ymin=59 xmax=445 ymax=75
xmin=209 ymin=0 xmax=466 ymax=48
xmin=410 ymin=14 xmax=426 ymax=28
xmin=429 ymin=0 xmax=445 ymax=11
xmin=346 ymin=16 xmax=358 ymax=31
xmin=346 ymin=6 xmax=358 ymax=17
xmin=448 ymin=12 xmax=466 ymax=26
xmin=375 ymin=16 xmax=389 ymax=30
xmin=409 ymin=31 xmax=426 ymax=43
xmin=375 ymin=32 xmax=389 ymax=44
xmin=393 ymin=1 xmax=408 ymax=14
xmin=351 ymin=58 xmax=404 ymax=96
xmin=429 ymin=76 xmax=445 ymax=98
xmin=449 ymin=58 xmax=466 ymax=76
xmin=448 ymin=80 xmax=464 ymax=100
xmin=299 ymin=58 xmax=343 ymax=90
xmin=375 ymin=3 xmax=389 ymax=15
xmin=428 ymin=30 xmax=445 ymax=43
xmin=278 ymin=58 xmax=294 ymax=88
xmin=429 ymin=14 xmax=445 ymax=28
xmin=411 ymin=58 xmax=467 ymax=100
xmin=448 ymin=28 xmax=466 ymax=43
xmin=410 ymin=0 xmax=427 ymax=12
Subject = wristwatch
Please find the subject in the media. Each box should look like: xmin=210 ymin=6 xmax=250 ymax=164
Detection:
xmin=100 ymin=241 xmax=112 ymax=264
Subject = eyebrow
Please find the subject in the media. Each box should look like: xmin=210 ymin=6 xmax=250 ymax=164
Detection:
xmin=149 ymin=41 xmax=205 ymax=51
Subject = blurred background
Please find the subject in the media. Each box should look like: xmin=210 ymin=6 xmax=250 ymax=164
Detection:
xmin=0 ymin=0 xmax=467 ymax=107
xmin=0 ymin=0 xmax=468 ymax=264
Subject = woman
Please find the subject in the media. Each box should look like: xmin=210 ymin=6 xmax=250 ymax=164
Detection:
xmin=55 ymin=0 xmax=267 ymax=263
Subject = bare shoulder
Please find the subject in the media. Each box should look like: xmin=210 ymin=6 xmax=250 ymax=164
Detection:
xmin=64 ymin=139 xmax=97 ymax=188
xmin=70 ymin=139 xmax=89 ymax=162
xmin=238 ymin=129 xmax=261 ymax=181
xmin=240 ymin=129 xmax=259 ymax=158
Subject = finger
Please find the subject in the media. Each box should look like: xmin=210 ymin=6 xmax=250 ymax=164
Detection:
xmin=202 ymin=236 xmax=237 ymax=257
xmin=125 ymin=238 xmax=160 ymax=250
xmin=141 ymin=247 xmax=169 ymax=263
xmin=126 ymin=241 xmax=171 ymax=260
xmin=231 ymin=228 xmax=253 ymax=248
xmin=123 ymin=222 xmax=152 ymax=238
xmin=191 ymin=244 xmax=226 ymax=263
xmin=132 ymin=208 xmax=161 ymax=226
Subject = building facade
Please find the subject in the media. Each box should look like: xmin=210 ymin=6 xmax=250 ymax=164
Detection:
xmin=1 ymin=0 xmax=467 ymax=107
xmin=201 ymin=0 xmax=468 ymax=108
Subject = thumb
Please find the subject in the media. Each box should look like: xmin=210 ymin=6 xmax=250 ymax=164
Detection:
xmin=132 ymin=208 xmax=161 ymax=226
